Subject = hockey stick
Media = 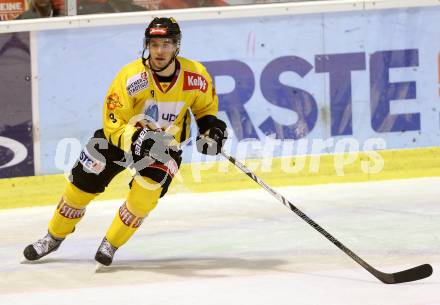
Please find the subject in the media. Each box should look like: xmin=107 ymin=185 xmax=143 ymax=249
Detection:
xmin=221 ymin=150 xmax=433 ymax=284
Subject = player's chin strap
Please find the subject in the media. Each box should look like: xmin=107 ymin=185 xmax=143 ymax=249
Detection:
xmin=141 ymin=48 xmax=179 ymax=73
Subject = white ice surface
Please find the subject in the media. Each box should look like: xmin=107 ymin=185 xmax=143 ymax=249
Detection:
xmin=0 ymin=178 xmax=439 ymax=305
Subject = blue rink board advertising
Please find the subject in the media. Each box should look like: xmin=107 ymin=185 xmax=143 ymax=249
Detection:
xmin=0 ymin=32 xmax=34 ymax=178
xmin=37 ymin=6 xmax=440 ymax=174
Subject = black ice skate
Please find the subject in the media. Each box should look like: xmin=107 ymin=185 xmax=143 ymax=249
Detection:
xmin=23 ymin=233 xmax=64 ymax=261
xmin=95 ymin=238 xmax=118 ymax=266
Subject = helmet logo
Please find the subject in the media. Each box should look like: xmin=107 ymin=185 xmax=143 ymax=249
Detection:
xmin=150 ymin=28 xmax=167 ymax=35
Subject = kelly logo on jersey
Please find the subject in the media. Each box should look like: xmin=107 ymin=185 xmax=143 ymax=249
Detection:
xmin=127 ymin=71 xmax=149 ymax=96
xmin=183 ymin=71 xmax=208 ymax=93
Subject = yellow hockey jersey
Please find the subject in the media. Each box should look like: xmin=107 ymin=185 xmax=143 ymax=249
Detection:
xmin=102 ymin=56 xmax=218 ymax=152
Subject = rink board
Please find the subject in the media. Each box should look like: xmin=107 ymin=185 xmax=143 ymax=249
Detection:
xmin=1 ymin=146 xmax=440 ymax=209
xmin=33 ymin=5 xmax=440 ymax=175
xmin=2 ymin=2 xmax=440 ymax=178
xmin=1 ymin=2 xmax=440 ymax=210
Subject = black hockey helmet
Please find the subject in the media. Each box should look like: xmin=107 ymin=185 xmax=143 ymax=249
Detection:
xmin=144 ymin=17 xmax=181 ymax=48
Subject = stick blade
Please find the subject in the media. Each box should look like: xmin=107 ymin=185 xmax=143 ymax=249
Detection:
xmin=379 ymin=264 xmax=433 ymax=284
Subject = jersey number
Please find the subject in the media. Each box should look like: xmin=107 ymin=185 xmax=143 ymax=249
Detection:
xmin=109 ymin=113 xmax=117 ymax=123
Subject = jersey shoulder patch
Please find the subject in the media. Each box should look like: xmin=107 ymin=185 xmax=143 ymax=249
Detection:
xmin=106 ymin=92 xmax=123 ymax=110
xmin=126 ymin=71 xmax=149 ymax=96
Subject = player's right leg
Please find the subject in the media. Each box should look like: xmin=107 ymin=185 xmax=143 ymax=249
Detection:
xmin=48 ymin=183 xmax=96 ymax=239
xmin=23 ymin=129 xmax=125 ymax=261
xmin=23 ymin=182 xmax=97 ymax=261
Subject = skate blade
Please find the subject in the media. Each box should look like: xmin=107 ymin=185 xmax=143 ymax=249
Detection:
xmin=20 ymin=259 xmax=43 ymax=264
xmin=20 ymin=259 xmax=32 ymax=264
xmin=94 ymin=263 xmax=107 ymax=273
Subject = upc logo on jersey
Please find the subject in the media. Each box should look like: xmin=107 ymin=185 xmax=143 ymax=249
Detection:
xmin=142 ymin=101 xmax=185 ymax=128
xmin=79 ymin=148 xmax=105 ymax=174
xmin=183 ymin=71 xmax=208 ymax=93
xmin=126 ymin=71 xmax=149 ymax=96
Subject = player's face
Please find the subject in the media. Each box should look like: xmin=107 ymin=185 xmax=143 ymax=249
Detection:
xmin=148 ymin=38 xmax=177 ymax=70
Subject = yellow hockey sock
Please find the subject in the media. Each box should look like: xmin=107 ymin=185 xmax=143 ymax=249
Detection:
xmin=105 ymin=177 xmax=162 ymax=248
xmin=48 ymin=182 xmax=98 ymax=239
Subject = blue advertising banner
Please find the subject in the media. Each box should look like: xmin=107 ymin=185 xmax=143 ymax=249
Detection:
xmin=35 ymin=6 xmax=440 ymax=174
xmin=0 ymin=32 xmax=34 ymax=178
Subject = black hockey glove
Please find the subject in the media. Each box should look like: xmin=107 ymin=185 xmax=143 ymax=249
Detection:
xmin=196 ymin=115 xmax=228 ymax=156
xmin=131 ymin=127 xmax=179 ymax=165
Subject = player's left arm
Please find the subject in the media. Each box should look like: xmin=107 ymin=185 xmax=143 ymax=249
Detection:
xmin=191 ymin=68 xmax=228 ymax=155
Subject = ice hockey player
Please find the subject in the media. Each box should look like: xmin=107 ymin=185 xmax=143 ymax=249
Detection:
xmin=23 ymin=17 xmax=227 ymax=266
